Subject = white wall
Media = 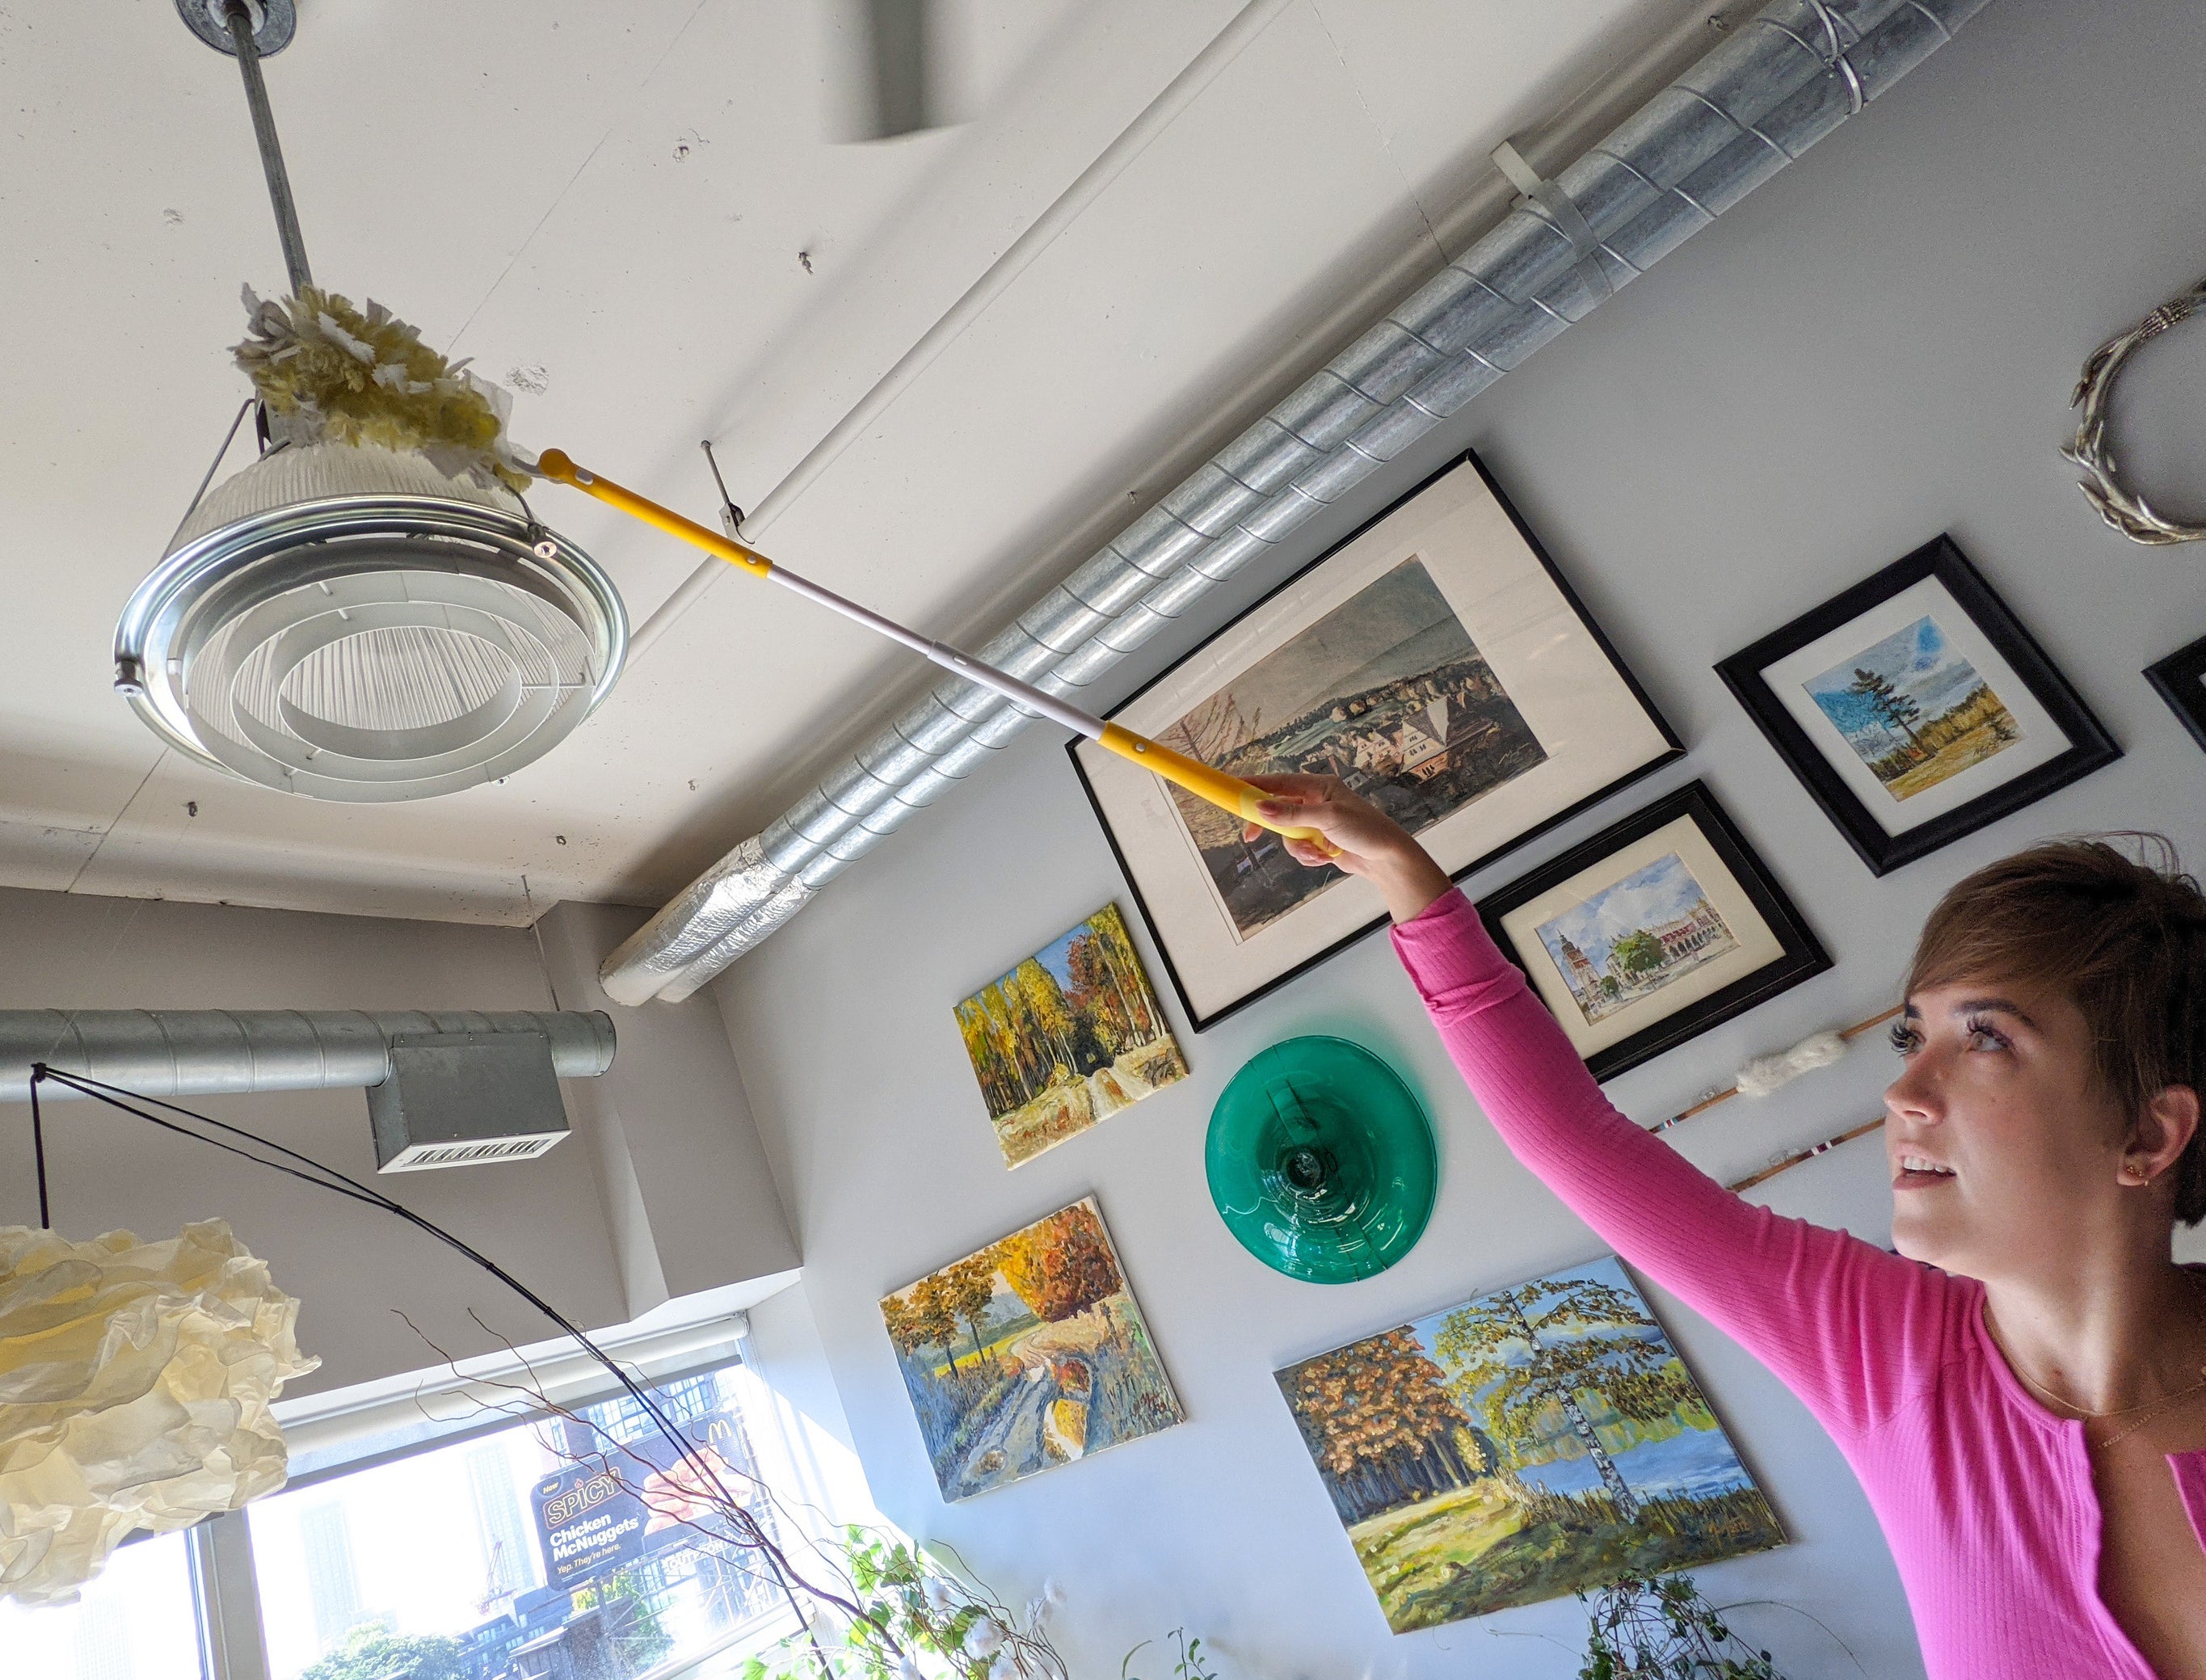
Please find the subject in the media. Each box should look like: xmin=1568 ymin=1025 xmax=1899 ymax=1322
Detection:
xmin=707 ymin=0 xmax=2206 ymax=1674
xmin=0 ymin=887 xmax=797 ymax=1396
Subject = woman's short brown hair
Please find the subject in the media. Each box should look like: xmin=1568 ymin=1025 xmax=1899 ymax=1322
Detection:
xmin=1907 ymin=836 xmax=2206 ymax=1225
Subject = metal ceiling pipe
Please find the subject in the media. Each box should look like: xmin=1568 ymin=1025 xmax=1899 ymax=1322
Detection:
xmin=0 ymin=1010 xmax=616 ymax=1103
xmin=601 ymin=0 xmax=1992 ymax=1006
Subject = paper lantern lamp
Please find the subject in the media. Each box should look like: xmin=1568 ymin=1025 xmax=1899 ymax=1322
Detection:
xmin=0 ymin=1220 xmax=318 ymax=1604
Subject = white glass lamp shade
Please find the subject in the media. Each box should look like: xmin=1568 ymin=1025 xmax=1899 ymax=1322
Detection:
xmin=0 ymin=1220 xmax=318 ymax=1604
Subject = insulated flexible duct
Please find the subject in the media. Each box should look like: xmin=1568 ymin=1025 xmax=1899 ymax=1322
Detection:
xmin=0 ymin=1011 xmax=616 ymax=1103
xmin=602 ymin=0 xmax=1990 ymax=1005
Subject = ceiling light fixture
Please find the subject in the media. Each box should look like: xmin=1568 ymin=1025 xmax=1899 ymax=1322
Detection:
xmin=113 ymin=2 xmax=625 ymax=802
xmin=124 ymin=2 xmax=1315 ymax=844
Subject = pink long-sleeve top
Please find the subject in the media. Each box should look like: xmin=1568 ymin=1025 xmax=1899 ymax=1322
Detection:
xmin=1393 ymin=889 xmax=2206 ymax=1680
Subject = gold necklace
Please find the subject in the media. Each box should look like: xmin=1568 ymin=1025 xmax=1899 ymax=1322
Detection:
xmin=2090 ymin=1382 xmax=2206 ymax=1453
xmin=1997 ymin=1274 xmax=2206 ymax=1443
xmin=2010 ymin=1354 xmax=2206 ymax=1421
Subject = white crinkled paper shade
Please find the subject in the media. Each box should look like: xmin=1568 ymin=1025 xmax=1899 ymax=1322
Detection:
xmin=0 ymin=1219 xmax=318 ymax=1605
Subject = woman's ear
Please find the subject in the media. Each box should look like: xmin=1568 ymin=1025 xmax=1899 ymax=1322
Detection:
xmin=2124 ymin=1085 xmax=2200 ymax=1187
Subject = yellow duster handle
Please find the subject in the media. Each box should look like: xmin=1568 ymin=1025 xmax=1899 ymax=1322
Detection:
xmin=537 ymin=449 xmax=773 ymax=579
xmin=536 ymin=448 xmax=1337 ymax=855
xmin=1096 ymin=725 xmax=1336 ymax=852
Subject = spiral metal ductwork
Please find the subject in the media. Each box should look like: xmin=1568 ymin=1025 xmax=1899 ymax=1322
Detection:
xmin=601 ymin=0 xmax=1991 ymax=1005
xmin=0 ymin=1010 xmax=615 ymax=1103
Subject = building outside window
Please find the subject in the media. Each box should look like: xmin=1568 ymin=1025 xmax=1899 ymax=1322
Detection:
xmin=0 ymin=1531 xmax=207 ymax=1680
xmin=246 ymin=1361 xmax=797 ymax=1680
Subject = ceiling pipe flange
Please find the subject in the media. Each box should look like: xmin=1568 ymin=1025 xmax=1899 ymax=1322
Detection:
xmin=175 ymin=0 xmax=295 ymax=57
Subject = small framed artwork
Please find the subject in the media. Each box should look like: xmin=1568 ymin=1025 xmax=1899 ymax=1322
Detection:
xmin=1071 ymin=451 xmax=1681 ymax=1030
xmin=1478 ymin=781 xmax=1829 ymax=1082
xmin=953 ymin=904 xmax=1189 ymax=1169
xmin=2145 ymin=633 xmax=2206 ymax=755
xmin=1716 ymin=536 xmax=2120 ymax=876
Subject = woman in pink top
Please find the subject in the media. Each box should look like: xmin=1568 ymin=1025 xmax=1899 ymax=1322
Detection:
xmin=1244 ymin=775 xmax=2206 ymax=1680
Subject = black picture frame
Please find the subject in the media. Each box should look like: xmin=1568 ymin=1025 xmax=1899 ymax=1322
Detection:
xmin=1068 ymin=448 xmax=1682 ymax=1033
xmin=2144 ymin=632 xmax=2206 ymax=755
xmin=1715 ymin=536 xmax=2120 ymax=877
xmin=1476 ymin=780 xmax=1831 ymax=1083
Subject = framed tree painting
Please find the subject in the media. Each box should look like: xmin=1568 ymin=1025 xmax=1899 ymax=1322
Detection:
xmin=881 ymin=1198 xmax=1184 ymax=1502
xmin=1275 ymin=1254 xmax=1782 ymax=1633
xmin=2144 ymin=632 xmax=2206 ymax=755
xmin=1070 ymin=451 xmax=1680 ymax=1029
xmin=1716 ymin=536 xmax=2120 ymax=876
xmin=1478 ymin=781 xmax=1829 ymax=1082
xmin=952 ymin=904 xmax=1189 ymax=1169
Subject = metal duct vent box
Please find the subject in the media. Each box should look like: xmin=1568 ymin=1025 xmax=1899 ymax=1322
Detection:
xmin=368 ymin=1029 xmax=571 ymax=1172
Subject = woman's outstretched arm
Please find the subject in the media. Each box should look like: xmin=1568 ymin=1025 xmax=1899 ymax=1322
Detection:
xmin=1243 ymin=775 xmax=1965 ymax=1444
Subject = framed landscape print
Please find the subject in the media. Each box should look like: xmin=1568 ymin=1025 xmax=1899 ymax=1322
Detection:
xmin=1716 ymin=536 xmax=2120 ymax=876
xmin=2145 ymin=632 xmax=2206 ymax=755
xmin=1070 ymin=451 xmax=1680 ymax=1029
xmin=953 ymin=904 xmax=1189 ymax=1168
xmin=1479 ymin=781 xmax=1829 ymax=1082
xmin=881 ymin=1198 xmax=1184 ymax=1502
xmin=1275 ymin=1254 xmax=1783 ymax=1633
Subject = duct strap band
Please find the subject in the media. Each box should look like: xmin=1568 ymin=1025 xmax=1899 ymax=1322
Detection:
xmin=1491 ymin=139 xmax=1614 ymax=305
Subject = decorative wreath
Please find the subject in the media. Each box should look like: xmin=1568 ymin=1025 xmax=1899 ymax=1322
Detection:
xmin=2063 ymin=273 xmax=2206 ymax=546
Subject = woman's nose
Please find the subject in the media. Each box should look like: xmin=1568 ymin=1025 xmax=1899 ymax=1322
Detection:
xmin=1884 ymin=1055 xmax=1943 ymax=1121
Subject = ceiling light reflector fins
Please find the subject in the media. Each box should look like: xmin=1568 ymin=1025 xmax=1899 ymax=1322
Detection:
xmin=116 ymin=444 xmax=625 ymax=802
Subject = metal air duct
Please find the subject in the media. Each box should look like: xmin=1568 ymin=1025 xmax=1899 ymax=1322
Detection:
xmin=3 ymin=1010 xmax=617 ymax=1172
xmin=601 ymin=0 xmax=1992 ymax=1005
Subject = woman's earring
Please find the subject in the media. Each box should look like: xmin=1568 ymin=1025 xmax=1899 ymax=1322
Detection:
xmin=2122 ymin=1161 xmax=2148 ymax=1183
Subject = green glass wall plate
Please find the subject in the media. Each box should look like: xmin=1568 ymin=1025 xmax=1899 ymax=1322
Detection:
xmin=1205 ymin=1035 xmax=1437 ymax=1283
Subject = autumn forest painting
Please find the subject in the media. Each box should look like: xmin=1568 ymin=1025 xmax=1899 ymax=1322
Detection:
xmin=1274 ymin=1257 xmax=1781 ymax=1633
xmin=882 ymin=1198 xmax=1184 ymax=1502
xmin=954 ymin=904 xmax=1189 ymax=1167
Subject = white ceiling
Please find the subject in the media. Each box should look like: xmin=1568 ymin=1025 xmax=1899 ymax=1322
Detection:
xmin=0 ymin=0 xmax=1678 ymax=925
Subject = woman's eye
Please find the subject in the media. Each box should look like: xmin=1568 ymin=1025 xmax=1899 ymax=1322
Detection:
xmin=1888 ymin=1023 xmax=1921 ymax=1055
xmin=1964 ymin=1018 xmax=2010 ymax=1051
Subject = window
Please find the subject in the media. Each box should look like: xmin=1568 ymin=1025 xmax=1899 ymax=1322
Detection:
xmin=0 ymin=1531 xmax=207 ymax=1680
xmin=595 ymin=1371 xmax=720 ymax=1446
xmin=1 ymin=1318 xmax=874 ymax=1680
xmin=245 ymin=1362 xmax=797 ymax=1680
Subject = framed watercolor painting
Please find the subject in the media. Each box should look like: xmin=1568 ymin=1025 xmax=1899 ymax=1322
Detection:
xmin=880 ymin=1197 xmax=1184 ymax=1502
xmin=1716 ymin=536 xmax=2120 ymax=876
xmin=1275 ymin=1254 xmax=1783 ymax=1633
xmin=1070 ymin=451 xmax=1680 ymax=1030
xmin=2145 ymin=632 xmax=2206 ymax=756
xmin=1477 ymin=781 xmax=1829 ymax=1082
xmin=953 ymin=904 xmax=1189 ymax=1168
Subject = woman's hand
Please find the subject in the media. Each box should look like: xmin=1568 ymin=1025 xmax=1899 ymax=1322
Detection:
xmin=1240 ymin=773 xmax=1455 ymax=924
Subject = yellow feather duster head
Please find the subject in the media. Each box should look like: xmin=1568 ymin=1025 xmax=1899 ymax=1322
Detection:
xmin=232 ymin=286 xmax=531 ymax=494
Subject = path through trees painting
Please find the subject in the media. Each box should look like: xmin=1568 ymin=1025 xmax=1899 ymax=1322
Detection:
xmin=1274 ymin=1257 xmax=1781 ymax=1632
xmin=954 ymin=905 xmax=1189 ymax=1167
xmin=882 ymin=1198 xmax=1184 ymax=1501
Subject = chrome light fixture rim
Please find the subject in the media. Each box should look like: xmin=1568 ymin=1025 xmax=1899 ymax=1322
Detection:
xmin=115 ymin=493 xmax=629 ymax=802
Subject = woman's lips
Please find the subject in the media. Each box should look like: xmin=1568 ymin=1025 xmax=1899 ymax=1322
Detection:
xmin=1893 ymin=1163 xmax=1957 ymax=1189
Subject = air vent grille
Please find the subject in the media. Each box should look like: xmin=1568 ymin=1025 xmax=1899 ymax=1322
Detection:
xmin=381 ymin=1133 xmax=566 ymax=1173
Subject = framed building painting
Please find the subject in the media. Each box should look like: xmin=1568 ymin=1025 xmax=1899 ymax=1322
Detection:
xmin=1716 ymin=536 xmax=2120 ymax=875
xmin=880 ymin=1198 xmax=1184 ymax=1503
xmin=1275 ymin=1255 xmax=1783 ymax=1634
xmin=1070 ymin=451 xmax=1680 ymax=1029
xmin=1478 ymin=781 xmax=1829 ymax=1082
